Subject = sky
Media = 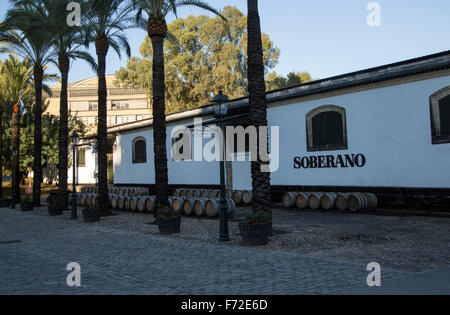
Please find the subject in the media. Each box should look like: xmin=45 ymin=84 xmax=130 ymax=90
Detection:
xmin=0 ymin=0 xmax=449 ymax=84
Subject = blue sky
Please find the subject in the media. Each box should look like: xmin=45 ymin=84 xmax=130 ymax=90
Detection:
xmin=1 ymin=0 xmax=449 ymax=83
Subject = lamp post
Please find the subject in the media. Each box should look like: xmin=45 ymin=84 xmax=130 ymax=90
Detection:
xmin=70 ymin=131 xmax=80 ymax=219
xmin=10 ymin=147 xmax=18 ymax=209
xmin=213 ymin=91 xmax=230 ymax=242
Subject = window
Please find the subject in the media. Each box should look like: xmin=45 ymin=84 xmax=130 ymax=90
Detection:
xmin=306 ymin=105 xmax=347 ymax=152
xmin=77 ymin=149 xmax=86 ymax=167
xmin=430 ymin=86 xmax=450 ymax=144
xmin=132 ymin=137 xmax=147 ymax=164
xmin=111 ymin=100 xmax=129 ymax=110
xmin=89 ymin=101 xmax=98 ymax=111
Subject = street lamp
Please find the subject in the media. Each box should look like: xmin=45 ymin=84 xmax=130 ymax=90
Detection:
xmin=70 ymin=131 xmax=80 ymax=219
xmin=212 ymin=90 xmax=230 ymax=242
xmin=10 ymin=147 xmax=18 ymax=209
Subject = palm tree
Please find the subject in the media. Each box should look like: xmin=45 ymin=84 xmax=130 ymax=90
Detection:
xmin=0 ymin=68 xmax=6 ymax=200
xmin=132 ymin=0 xmax=224 ymax=210
xmin=2 ymin=2 xmax=55 ymax=206
xmin=20 ymin=0 xmax=97 ymax=211
xmin=84 ymin=0 xmax=134 ymax=216
xmin=0 ymin=55 xmax=34 ymax=203
xmin=247 ymin=0 xmax=272 ymax=229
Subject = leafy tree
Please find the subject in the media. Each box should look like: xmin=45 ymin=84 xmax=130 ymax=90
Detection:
xmin=0 ymin=55 xmax=34 ymax=202
xmin=131 ymin=0 xmax=225 ymax=211
xmin=247 ymin=0 xmax=272 ymax=229
xmin=84 ymin=0 xmax=134 ymax=216
xmin=2 ymin=2 xmax=55 ymax=206
xmin=266 ymin=71 xmax=313 ymax=91
xmin=116 ymin=6 xmax=280 ymax=113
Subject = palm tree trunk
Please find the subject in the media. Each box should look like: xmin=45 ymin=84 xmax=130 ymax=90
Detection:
xmin=11 ymin=104 xmax=20 ymax=202
xmin=151 ymin=35 xmax=170 ymax=212
xmin=0 ymin=111 xmax=3 ymax=200
xmin=96 ymin=38 xmax=111 ymax=216
xmin=247 ymin=0 xmax=272 ymax=228
xmin=33 ymin=65 xmax=43 ymax=206
xmin=58 ymin=55 xmax=70 ymax=211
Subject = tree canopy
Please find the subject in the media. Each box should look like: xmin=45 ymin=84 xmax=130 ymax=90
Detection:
xmin=115 ymin=6 xmax=281 ymax=113
xmin=266 ymin=71 xmax=313 ymax=91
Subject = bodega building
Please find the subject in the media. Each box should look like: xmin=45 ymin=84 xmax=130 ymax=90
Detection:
xmin=72 ymin=50 xmax=450 ymax=211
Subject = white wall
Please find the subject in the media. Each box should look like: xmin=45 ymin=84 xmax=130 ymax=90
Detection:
xmin=114 ymin=74 xmax=450 ymax=189
xmin=268 ymin=75 xmax=450 ymax=189
xmin=68 ymin=146 xmax=97 ymax=185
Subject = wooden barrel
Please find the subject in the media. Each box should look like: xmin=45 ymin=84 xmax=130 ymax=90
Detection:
xmin=200 ymin=190 xmax=209 ymax=198
xmin=192 ymin=190 xmax=202 ymax=198
xmin=145 ymin=196 xmax=156 ymax=213
xmin=335 ymin=193 xmax=349 ymax=211
xmin=194 ymin=198 xmax=208 ymax=217
xmin=80 ymin=187 xmax=87 ymax=194
xmin=205 ymin=198 xmax=236 ymax=217
xmin=135 ymin=196 xmax=146 ymax=213
xmin=232 ymin=190 xmax=243 ymax=204
xmin=174 ymin=189 xmax=183 ymax=197
xmin=320 ymin=193 xmax=338 ymax=210
xmin=183 ymin=198 xmax=196 ymax=216
xmin=347 ymin=193 xmax=368 ymax=212
xmin=123 ymin=196 xmax=131 ymax=211
xmin=110 ymin=194 xmax=120 ymax=209
xmin=207 ymin=190 xmax=219 ymax=199
xmin=172 ymin=197 xmax=186 ymax=212
xmin=184 ymin=190 xmax=194 ymax=198
xmin=282 ymin=192 xmax=298 ymax=208
xmin=364 ymin=193 xmax=378 ymax=209
xmin=179 ymin=190 xmax=187 ymax=197
xmin=129 ymin=196 xmax=140 ymax=212
xmin=295 ymin=192 xmax=310 ymax=209
xmin=242 ymin=191 xmax=253 ymax=204
xmin=308 ymin=192 xmax=323 ymax=210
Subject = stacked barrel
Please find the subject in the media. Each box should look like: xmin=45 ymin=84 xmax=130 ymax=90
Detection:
xmin=170 ymin=191 xmax=236 ymax=218
xmin=282 ymin=191 xmax=378 ymax=212
xmin=173 ymin=189 xmax=253 ymax=207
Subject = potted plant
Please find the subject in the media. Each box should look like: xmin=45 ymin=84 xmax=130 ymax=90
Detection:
xmin=82 ymin=201 xmax=101 ymax=223
xmin=238 ymin=211 xmax=270 ymax=246
xmin=20 ymin=196 xmax=34 ymax=212
xmin=47 ymin=194 xmax=63 ymax=216
xmin=157 ymin=205 xmax=181 ymax=235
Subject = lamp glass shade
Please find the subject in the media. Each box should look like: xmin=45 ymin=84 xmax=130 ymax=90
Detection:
xmin=70 ymin=132 xmax=80 ymax=145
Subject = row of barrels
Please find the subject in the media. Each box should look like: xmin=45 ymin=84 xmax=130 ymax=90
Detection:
xmin=174 ymin=189 xmax=253 ymax=206
xmin=78 ymin=193 xmax=236 ymax=218
xmin=80 ymin=186 xmax=149 ymax=196
xmin=282 ymin=192 xmax=378 ymax=212
xmin=171 ymin=197 xmax=235 ymax=218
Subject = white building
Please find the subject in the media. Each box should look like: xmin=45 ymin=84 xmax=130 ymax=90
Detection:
xmin=74 ymin=51 xmax=450 ymax=209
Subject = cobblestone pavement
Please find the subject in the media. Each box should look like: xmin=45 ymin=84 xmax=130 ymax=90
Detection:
xmin=0 ymin=207 xmax=411 ymax=295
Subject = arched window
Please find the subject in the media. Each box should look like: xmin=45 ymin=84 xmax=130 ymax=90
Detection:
xmin=430 ymin=86 xmax=450 ymax=144
xmin=306 ymin=105 xmax=348 ymax=152
xmin=132 ymin=137 xmax=147 ymax=164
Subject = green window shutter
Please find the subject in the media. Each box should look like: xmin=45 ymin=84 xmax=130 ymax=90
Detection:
xmin=312 ymin=111 xmax=344 ymax=147
xmin=134 ymin=140 xmax=147 ymax=163
xmin=439 ymin=95 xmax=450 ymax=136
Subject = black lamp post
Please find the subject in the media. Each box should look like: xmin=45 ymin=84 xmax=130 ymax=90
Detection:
xmin=70 ymin=131 xmax=80 ymax=219
xmin=10 ymin=147 xmax=18 ymax=209
xmin=213 ymin=90 xmax=230 ymax=242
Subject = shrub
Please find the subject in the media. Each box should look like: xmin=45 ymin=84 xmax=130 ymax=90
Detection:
xmin=242 ymin=211 xmax=269 ymax=225
xmin=157 ymin=204 xmax=180 ymax=219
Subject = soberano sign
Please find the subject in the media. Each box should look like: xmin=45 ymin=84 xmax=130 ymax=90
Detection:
xmin=293 ymin=154 xmax=366 ymax=169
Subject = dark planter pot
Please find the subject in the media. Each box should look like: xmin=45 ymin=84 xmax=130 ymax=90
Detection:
xmin=82 ymin=208 xmax=101 ymax=223
xmin=48 ymin=205 xmax=63 ymax=216
xmin=0 ymin=199 xmax=11 ymax=207
xmin=20 ymin=202 xmax=34 ymax=212
xmin=48 ymin=190 xmax=69 ymax=212
xmin=157 ymin=216 xmax=181 ymax=234
xmin=238 ymin=222 xmax=269 ymax=246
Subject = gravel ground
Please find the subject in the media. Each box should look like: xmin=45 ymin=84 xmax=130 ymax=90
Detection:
xmin=30 ymin=204 xmax=450 ymax=272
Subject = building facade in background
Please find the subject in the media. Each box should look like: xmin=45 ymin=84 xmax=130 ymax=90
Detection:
xmin=46 ymin=75 xmax=152 ymax=133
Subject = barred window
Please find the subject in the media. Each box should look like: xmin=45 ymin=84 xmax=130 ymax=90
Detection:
xmin=306 ymin=105 xmax=348 ymax=152
xmin=132 ymin=137 xmax=147 ymax=164
xmin=430 ymin=86 xmax=450 ymax=144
